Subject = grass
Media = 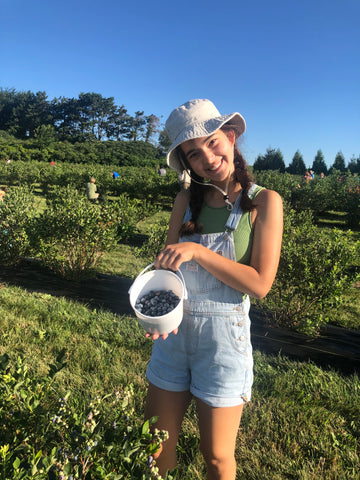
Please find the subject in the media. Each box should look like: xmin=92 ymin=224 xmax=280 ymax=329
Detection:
xmin=1 ymin=216 xmax=359 ymax=478
xmin=0 ymin=282 xmax=358 ymax=479
xmin=0 ymin=198 xmax=359 ymax=478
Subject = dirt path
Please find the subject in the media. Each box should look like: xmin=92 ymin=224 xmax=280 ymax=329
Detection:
xmin=1 ymin=259 xmax=359 ymax=376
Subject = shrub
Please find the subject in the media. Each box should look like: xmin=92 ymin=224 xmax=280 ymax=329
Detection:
xmin=135 ymin=219 xmax=168 ymax=262
xmin=32 ymin=186 xmax=119 ymax=279
xmin=0 ymin=186 xmax=37 ymax=264
xmin=257 ymin=203 xmax=360 ymax=335
xmin=111 ymin=194 xmax=159 ymax=242
xmin=0 ymin=353 xmax=170 ymax=479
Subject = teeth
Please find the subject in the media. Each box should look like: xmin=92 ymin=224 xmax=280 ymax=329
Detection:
xmin=209 ymin=161 xmax=221 ymax=171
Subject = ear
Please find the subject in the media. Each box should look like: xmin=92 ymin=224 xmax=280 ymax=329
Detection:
xmin=224 ymin=129 xmax=236 ymax=146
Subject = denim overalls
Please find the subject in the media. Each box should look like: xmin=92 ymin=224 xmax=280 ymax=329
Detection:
xmin=146 ymin=188 xmax=255 ymax=407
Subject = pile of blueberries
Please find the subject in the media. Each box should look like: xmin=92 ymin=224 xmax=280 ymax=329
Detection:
xmin=135 ymin=289 xmax=180 ymax=317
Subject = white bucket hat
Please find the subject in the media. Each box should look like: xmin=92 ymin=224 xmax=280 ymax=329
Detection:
xmin=165 ymin=99 xmax=246 ymax=172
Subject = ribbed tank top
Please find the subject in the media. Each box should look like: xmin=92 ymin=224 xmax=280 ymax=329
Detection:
xmin=198 ymin=186 xmax=264 ymax=265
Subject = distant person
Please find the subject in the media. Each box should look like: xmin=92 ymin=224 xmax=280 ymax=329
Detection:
xmin=320 ymin=172 xmax=325 ymax=179
xmin=158 ymin=166 xmax=167 ymax=176
xmin=50 ymin=161 xmax=55 ymax=167
xmin=112 ymin=171 xmax=120 ymax=179
xmin=0 ymin=187 xmax=7 ymax=201
xmin=6 ymin=158 xmax=11 ymax=165
xmin=86 ymin=177 xmax=99 ymax=202
xmin=304 ymin=171 xmax=312 ymax=183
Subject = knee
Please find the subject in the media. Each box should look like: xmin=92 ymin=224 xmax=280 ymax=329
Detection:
xmin=200 ymin=444 xmax=236 ymax=476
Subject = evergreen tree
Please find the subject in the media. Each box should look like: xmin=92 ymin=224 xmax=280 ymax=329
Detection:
xmin=347 ymin=155 xmax=360 ymax=175
xmin=253 ymin=148 xmax=285 ymax=172
xmin=312 ymin=150 xmax=328 ymax=175
xmin=332 ymin=151 xmax=346 ymax=172
xmin=287 ymin=150 xmax=306 ymax=175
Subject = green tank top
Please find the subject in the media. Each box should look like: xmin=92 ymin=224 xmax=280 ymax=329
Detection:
xmin=198 ymin=186 xmax=264 ymax=265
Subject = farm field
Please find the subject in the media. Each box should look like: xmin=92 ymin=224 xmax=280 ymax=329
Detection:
xmin=1 ymin=211 xmax=359 ymax=479
xmin=0 ymin=256 xmax=359 ymax=479
xmin=0 ymin=164 xmax=359 ymax=478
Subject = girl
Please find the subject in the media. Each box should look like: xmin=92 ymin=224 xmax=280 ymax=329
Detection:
xmin=144 ymin=99 xmax=283 ymax=480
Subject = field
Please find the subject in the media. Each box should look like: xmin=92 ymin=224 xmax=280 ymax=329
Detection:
xmin=0 ymin=165 xmax=359 ymax=478
xmin=1 ymin=207 xmax=359 ymax=479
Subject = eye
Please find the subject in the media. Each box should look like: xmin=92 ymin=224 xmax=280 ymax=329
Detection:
xmin=188 ymin=151 xmax=199 ymax=160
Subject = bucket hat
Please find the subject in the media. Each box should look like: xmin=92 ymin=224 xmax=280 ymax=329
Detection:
xmin=165 ymin=99 xmax=246 ymax=172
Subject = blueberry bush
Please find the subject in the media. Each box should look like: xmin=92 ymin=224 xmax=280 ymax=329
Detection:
xmin=0 ymin=353 xmax=172 ymax=479
xmin=257 ymin=203 xmax=360 ymax=334
xmin=0 ymin=186 xmax=38 ymax=264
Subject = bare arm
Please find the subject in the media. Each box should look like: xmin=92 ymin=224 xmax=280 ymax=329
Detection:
xmin=155 ymin=189 xmax=283 ymax=299
xmin=164 ymin=189 xmax=190 ymax=245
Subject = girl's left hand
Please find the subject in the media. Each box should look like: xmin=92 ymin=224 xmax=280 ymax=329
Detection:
xmin=154 ymin=242 xmax=197 ymax=272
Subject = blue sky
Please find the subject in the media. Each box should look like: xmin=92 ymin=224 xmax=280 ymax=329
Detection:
xmin=1 ymin=0 xmax=359 ymax=168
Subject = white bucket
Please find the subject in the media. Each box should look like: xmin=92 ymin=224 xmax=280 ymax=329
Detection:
xmin=128 ymin=263 xmax=187 ymax=335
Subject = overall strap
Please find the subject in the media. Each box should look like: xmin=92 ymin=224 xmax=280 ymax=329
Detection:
xmin=183 ymin=205 xmax=192 ymax=223
xmin=225 ymin=183 xmax=259 ymax=231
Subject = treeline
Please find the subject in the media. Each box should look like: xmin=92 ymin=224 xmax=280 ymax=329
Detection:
xmin=0 ymin=130 xmax=163 ymax=167
xmin=1 ymin=87 xmax=360 ymax=173
xmin=253 ymin=147 xmax=360 ymax=175
xmin=0 ymin=88 xmax=168 ymax=146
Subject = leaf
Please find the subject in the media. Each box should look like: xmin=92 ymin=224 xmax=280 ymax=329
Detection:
xmin=141 ymin=420 xmax=150 ymax=435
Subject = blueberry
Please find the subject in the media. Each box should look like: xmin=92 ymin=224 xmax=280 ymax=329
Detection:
xmin=137 ymin=290 xmax=180 ymax=316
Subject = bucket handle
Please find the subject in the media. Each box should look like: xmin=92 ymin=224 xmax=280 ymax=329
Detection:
xmin=128 ymin=262 xmax=187 ymax=299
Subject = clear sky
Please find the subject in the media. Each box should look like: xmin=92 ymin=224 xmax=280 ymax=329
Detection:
xmin=1 ymin=0 xmax=359 ymax=168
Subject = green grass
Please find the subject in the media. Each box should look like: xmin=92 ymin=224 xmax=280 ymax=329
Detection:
xmin=0 ymin=202 xmax=359 ymax=478
xmin=0 ymin=283 xmax=358 ymax=479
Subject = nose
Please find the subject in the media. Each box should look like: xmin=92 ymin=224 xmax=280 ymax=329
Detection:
xmin=202 ymin=147 xmax=215 ymax=163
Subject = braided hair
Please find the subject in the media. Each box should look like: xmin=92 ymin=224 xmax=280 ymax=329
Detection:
xmin=179 ymin=124 xmax=254 ymax=237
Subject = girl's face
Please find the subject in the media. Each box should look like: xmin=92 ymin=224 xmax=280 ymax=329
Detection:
xmin=181 ymin=129 xmax=236 ymax=184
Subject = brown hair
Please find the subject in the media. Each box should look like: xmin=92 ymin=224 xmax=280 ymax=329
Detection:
xmin=179 ymin=125 xmax=254 ymax=236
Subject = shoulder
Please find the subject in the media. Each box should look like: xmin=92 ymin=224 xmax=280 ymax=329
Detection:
xmin=253 ymin=188 xmax=283 ymax=223
xmin=253 ymin=188 xmax=282 ymax=208
xmin=173 ymin=189 xmax=190 ymax=210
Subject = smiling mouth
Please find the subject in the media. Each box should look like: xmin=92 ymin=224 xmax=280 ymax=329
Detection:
xmin=207 ymin=159 xmax=223 ymax=172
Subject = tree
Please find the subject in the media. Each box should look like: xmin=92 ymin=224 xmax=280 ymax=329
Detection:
xmin=253 ymin=148 xmax=285 ymax=172
xmin=157 ymin=128 xmax=172 ymax=155
xmin=347 ymin=155 xmax=360 ymax=175
xmin=144 ymin=114 xmax=160 ymax=144
xmin=77 ymin=92 xmax=117 ymax=141
xmin=106 ymin=105 xmax=130 ymax=141
xmin=34 ymin=124 xmax=56 ymax=149
xmin=312 ymin=150 xmax=327 ymax=175
xmin=287 ymin=150 xmax=306 ymax=175
xmin=332 ymin=151 xmax=346 ymax=173
xmin=0 ymin=88 xmax=52 ymax=139
xmin=126 ymin=111 xmax=146 ymax=141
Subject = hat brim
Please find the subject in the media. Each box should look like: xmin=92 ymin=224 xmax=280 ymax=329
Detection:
xmin=166 ymin=112 xmax=246 ymax=173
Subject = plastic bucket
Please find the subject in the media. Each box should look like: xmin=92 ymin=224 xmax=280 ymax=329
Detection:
xmin=128 ymin=263 xmax=187 ymax=335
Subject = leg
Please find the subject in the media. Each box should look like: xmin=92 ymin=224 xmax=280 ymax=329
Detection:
xmin=144 ymin=383 xmax=192 ymax=477
xmin=195 ymin=398 xmax=244 ymax=480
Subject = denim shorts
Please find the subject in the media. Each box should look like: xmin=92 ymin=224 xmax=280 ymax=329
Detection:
xmin=146 ymin=296 xmax=253 ymax=407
